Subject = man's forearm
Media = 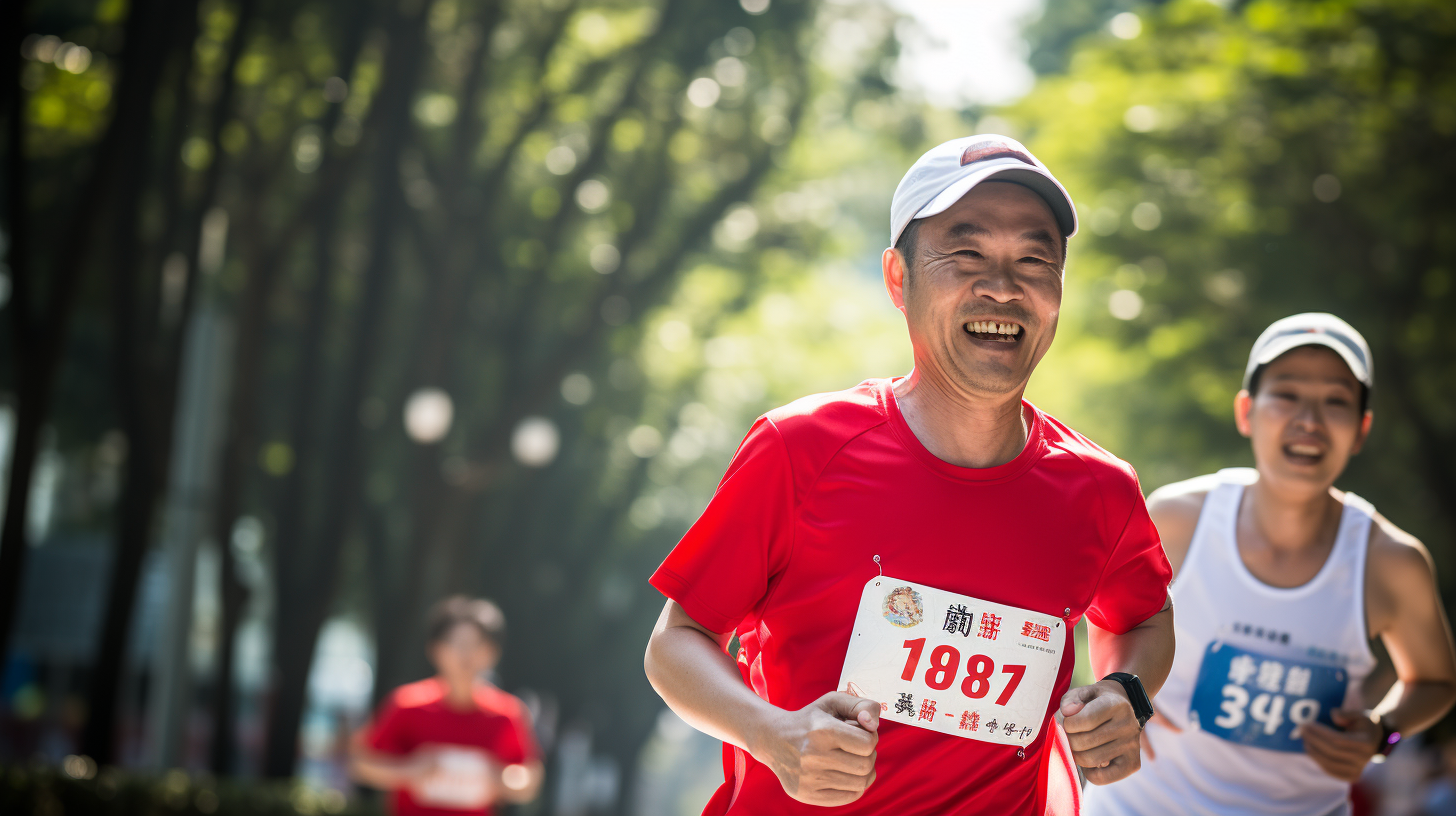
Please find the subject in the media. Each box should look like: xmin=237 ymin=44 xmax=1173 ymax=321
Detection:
xmin=349 ymin=751 xmax=414 ymax=790
xmin=1088 ymin=604 xmax=1175 ymax=697
xmin=644 ymin=616 xmax=779 ymax=753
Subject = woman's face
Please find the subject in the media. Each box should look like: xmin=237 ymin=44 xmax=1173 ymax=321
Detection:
xmin=1235 ymin=345 xmax=1370 ymax=496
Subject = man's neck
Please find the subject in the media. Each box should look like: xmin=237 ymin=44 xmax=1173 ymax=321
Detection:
xmin=892 ymin=367 xmax=1028 ymax=469
xmin=1241 ymin=478 xmax=1343 ymax=557
xmin=439 ymin=675 xmax=479 ymax=710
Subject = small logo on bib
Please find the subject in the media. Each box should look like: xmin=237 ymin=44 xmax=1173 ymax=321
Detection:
xmin=883 ymin=586 xmax=924 ymax=628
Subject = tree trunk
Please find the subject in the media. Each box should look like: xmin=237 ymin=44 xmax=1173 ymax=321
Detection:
xmin=81 ymin=0 xmax=235 ymax=764
xmin=0 ymin=0 xmax=31 ymax=671
xmin=261 ymin=0 xmax=434 ymax=777
xmin=0 ymin=0 xmax=157 ymax=670
xmin=208 ymin=0 xmax=371 ymax=775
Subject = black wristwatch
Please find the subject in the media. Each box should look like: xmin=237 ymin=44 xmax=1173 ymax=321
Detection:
xmin=1103 ymin=672 xmax=1154 ymax=730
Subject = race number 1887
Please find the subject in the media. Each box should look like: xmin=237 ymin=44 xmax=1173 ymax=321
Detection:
xmin=899 ymin=638 xmax=1026 ymax=705
xmin=838 ymin=576 xmax=1066 ymax=746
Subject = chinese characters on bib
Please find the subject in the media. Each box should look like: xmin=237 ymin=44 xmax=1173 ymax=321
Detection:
xmin=838 ymin=577 xmax=1065 ymax=748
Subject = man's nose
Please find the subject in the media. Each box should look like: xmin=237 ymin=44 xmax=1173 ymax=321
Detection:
xmin=970 ymin=265 xmax=1024 ymax=303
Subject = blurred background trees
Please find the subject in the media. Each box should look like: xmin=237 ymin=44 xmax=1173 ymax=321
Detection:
xmin=1012 ymin=0 xmax=1456 ymax=578
xmin=2 ymin=0 xmax=1454 ymax=813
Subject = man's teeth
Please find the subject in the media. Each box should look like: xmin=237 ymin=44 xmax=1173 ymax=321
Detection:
xmin=1287 ymin=444 xmax=1322 ymax=456
xmin=968 ymin=321 xmax=1021 ymax=335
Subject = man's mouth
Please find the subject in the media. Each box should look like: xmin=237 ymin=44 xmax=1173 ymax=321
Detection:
xmin=1282 ymin=442 xmax=1326 ymax=465
xmin=964 ymin=320 xmax=1024 ymax=343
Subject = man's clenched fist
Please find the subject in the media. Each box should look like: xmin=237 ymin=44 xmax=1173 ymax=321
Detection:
xmin=1061 ymin=680 xmax=1143 ymax=785
xmin=750 ymin=692 xmax=881 ymax=806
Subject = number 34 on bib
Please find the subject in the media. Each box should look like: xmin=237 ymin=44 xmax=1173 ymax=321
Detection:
xmin=837 ymin=577 xmax=1066 ymax=747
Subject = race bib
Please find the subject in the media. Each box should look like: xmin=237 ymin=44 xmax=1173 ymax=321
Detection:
xmin=1187 ymin=641 xmax=1347 ymax=753
xmin=837 ymin=576 xmax=1065 ymax=747
xmin=416 ymin=746 xmax=493 ymax=809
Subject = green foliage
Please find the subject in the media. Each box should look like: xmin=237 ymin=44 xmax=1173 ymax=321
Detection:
xmin=0 ymin=764 xmax=379 ymax=816
xmin=1011 ymin=0 xmax=1456 ymax=563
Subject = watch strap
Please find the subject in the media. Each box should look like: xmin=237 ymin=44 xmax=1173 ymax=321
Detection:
xmin=1103 ymin=672 xmax=1154 ymax=729
xmin=1376 ymin=716 xmax=1401 ymax=757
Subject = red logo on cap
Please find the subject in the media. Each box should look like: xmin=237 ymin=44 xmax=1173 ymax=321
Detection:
xmin=960 ymin=140 xmax=1036 ymax=168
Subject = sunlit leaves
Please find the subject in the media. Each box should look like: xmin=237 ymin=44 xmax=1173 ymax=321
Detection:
xmin=1009 ymin=0 xmax=1456 ymax=513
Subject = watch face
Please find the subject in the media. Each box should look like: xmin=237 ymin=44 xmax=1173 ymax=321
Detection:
xmin=1380 ymin=730 xmax=1401 ymax=756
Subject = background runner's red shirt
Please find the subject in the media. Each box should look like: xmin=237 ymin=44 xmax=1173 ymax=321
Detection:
xmin=650 ymin=378 xmax=1171 ymax=816
xmin=363 ymin=678 xmax=540 ymax=816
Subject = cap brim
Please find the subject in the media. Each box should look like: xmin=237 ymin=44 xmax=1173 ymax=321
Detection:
xmin=912 ymin=162 xmax=1078 ymax=240
xmin=1245 ymin=335 xmax=1373 ymax=390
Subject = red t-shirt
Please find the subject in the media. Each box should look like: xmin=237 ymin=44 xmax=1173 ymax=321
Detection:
xmin=649 ymin=378 xmax=1171 ymax=816
xmin=363 ymin=678 xmax=541 ymax=816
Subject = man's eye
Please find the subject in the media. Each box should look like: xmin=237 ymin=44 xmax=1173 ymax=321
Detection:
xmin=955 ymin=250 xmax=982 ymax=258
xmin=1326 ymin=397 xmax=1350 ymax=407
xmin=1272 ymin=392 xmax=1297 ymax=401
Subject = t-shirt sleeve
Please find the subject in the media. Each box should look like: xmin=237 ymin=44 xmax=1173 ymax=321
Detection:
xmin=648 ymin=416 xmax=796 ymax=635
xmin=363 ymin=696 xmax=410 ymax=755
xmin=1085 ymin=471 xmax=1173 ymax=635
xmin=496 ymin=703 xmax=542 ymax=765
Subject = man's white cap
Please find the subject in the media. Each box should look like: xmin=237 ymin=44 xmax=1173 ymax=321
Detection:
xmin=889 ymin=134 xmax=1078 ymax=247
xmin=1242 ymin=312 xmax=1374 ymax=392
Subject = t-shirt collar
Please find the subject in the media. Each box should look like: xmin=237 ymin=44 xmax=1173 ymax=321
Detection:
xmin=879 ymin=377 xmax=1046 ymax=483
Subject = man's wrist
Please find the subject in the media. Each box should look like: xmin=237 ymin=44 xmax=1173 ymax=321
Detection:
xmin=740 ymin=703 xmax=788 ymax=761
xmin=1101 ymin=672 xmax=1154 ymax=729
xmin=1095 ymin=677 xmax=1130 ymax=700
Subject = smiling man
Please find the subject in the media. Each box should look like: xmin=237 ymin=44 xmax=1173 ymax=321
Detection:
xmin=1083 ymin=314 xmax=1456 ymax=816
xmin=643 ymin=135 xmax=1176 ymax=814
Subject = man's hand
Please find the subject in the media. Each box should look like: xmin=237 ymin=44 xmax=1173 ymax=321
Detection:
xmin=402 ymin=747 xmax=440 ymax=788
xmin=749 ymin=692 xmax=880 ymax=807
xmin=1301 ymin=708 xmax=1381 ymax=782
xmin=1061 ymin=680 xmax=1143 ymax=785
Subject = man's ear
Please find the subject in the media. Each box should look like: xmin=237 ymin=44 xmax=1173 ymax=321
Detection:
xmin=1352 ymin=410 xmax=1373 ymax=455
xmin=1234 ymin=390 xmax=1254 ymax=438
xmin=882 ymin=246 xmax=909 ymax=314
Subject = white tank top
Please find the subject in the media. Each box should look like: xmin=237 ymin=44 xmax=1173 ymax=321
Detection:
xmin=1083 ymin=468 xmax=1377 ymax=816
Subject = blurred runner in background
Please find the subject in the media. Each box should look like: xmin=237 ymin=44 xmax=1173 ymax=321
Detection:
xmin=644 ymin=135 xmax=1175 ymax=816
xmin=1084 ymin=313 xmax=1456 ymax=816
xmin=351 ymin=596 xmax=543 ymax=816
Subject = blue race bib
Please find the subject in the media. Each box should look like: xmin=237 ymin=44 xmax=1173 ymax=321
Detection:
xmin=1188 ymin=641 xmax=1347 ymax=753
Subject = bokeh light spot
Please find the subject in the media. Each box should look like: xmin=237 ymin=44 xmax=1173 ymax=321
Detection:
xmin=1109 ymin=289 xmax=1144 ymax=320
xmin=687 ymin=77 xmax=722 ymax=108
xmin=513 ymin=417 xmax=560 ymax=467
xmin=1312 ymin=174 xmax=1342 ymax=202
xmin=1109 ymin=13 xmax=1142 ymax=40
xmin=404 ymin=388 xmax=454 ymax=444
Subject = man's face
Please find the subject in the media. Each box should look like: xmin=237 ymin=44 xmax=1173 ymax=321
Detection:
xmin=1236 ymin=346 xmax=1371 ymax=491
xmin=428 ymin=622 xmax=500 ymax=684
xmin=884 ymin=181 xmax=1064 ymax=398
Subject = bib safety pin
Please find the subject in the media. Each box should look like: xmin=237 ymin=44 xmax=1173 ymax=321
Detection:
xmin=873 ymin=554 xmax=882 ymax=576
